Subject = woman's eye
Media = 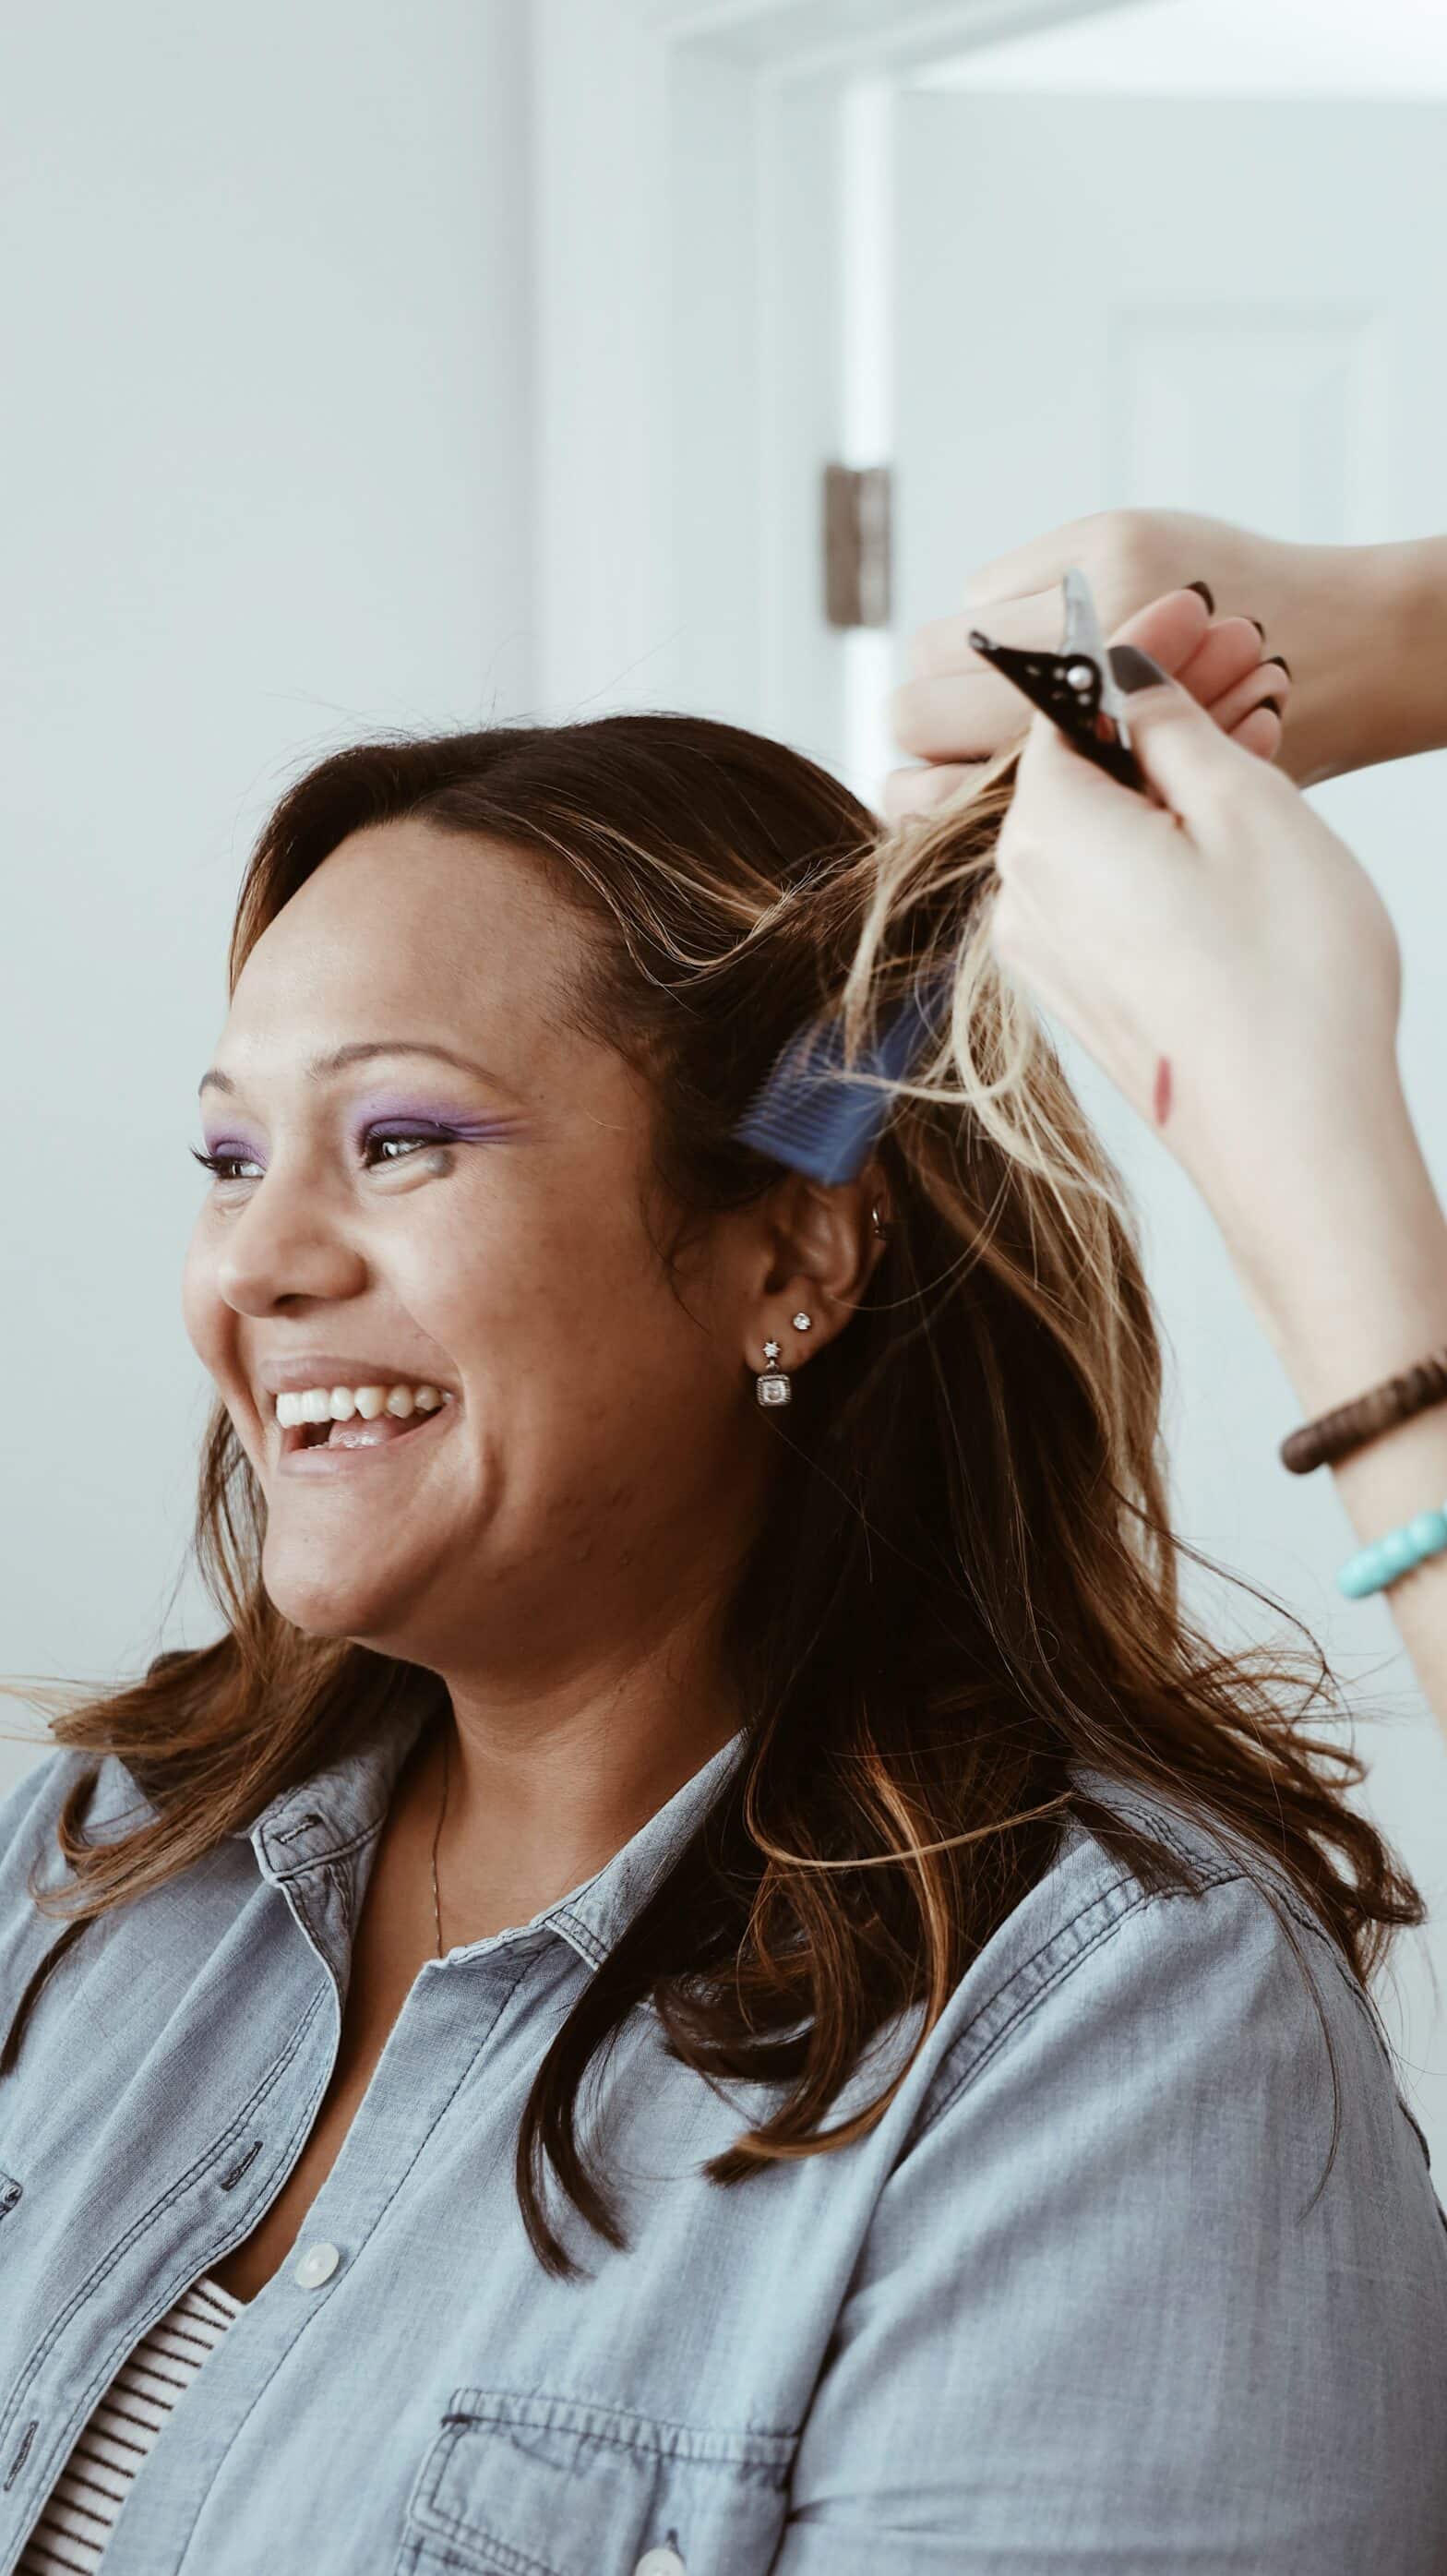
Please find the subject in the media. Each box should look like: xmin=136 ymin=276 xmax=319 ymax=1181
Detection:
xmin=189 ymin=1146 xmax=261 ymax=1182
xmin=363 ymin=1130 xmax=443 ymax=1167
xmin=188 ymin=1129 xmax=451 ymax=1185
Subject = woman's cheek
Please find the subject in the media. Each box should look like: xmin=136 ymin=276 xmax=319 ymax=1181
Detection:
xmin=178 ymin=1228 xmax=222 ymax=1374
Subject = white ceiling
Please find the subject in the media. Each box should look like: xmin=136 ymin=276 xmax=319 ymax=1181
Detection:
xmin=919 ymin=0 xmax=1447 ymax=98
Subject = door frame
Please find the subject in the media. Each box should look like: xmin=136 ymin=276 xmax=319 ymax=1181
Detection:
xmin=532 ymin=0 xmax=1132 ymax=770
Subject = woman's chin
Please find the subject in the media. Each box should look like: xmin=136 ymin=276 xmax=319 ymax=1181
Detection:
xmin=259 ymin=1542 xmax=427 ymax=1644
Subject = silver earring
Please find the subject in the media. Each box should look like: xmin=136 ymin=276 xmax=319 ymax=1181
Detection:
xmin=756 ymin=1313 xmax=811 ymax=1408
xmin=756 ymin=1336 xmax=791 ymax=1408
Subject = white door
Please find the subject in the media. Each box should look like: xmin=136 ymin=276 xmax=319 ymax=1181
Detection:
xmin=891 ymin=90 xmax=1447 ymax=2151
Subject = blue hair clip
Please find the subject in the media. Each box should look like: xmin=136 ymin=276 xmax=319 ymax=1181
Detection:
xmin=730 ymin=963 xmax=954 ymax=1187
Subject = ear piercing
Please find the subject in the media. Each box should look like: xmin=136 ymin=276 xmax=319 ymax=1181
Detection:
xmin=752 ymin=1203 xmax=891 ymax=1408
xmin=756 ymin=1312 xmax=811 ymax=1408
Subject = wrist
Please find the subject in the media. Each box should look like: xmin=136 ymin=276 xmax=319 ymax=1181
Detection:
xmin=1379 ymin=535 xmax=1447 ymax=761
xmin=1294 ymin=537 xmax=1447 ymax=785
xmin=1214 ymin=1107 xmax=1447 ymax=1417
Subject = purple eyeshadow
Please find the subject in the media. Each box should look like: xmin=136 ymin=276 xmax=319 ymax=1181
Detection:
xmin=200 ymin=1133 xmax=261 ymax=1159
xmin=199 ymin=1099 xmax=514 ymax=1156
xmin=347 ymin=1095 xmax=512 ymax=1139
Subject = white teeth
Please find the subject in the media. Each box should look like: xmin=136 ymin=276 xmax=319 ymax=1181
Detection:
xmin=271 ymin=1381 xmax=454 ymax=1429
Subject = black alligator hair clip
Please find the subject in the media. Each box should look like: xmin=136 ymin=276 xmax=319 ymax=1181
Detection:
xmin=967 ymin=566 xmax=1146 ymax=794
xmin=728 ymin=571 xmax=1153 ymax=1189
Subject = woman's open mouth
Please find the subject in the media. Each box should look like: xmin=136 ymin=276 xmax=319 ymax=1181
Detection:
xmin=278 ymin=1393 xmax=458 ymax=1478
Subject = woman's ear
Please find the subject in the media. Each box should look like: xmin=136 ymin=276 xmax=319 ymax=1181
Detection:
xmin=753 ymin=1168 xmax=889 ymax=1359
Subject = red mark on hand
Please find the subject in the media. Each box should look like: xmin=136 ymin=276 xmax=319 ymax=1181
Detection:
xmin=1152 ymin=1055 xmax=1173 ymax=1128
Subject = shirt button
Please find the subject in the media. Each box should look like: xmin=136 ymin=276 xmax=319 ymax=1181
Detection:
xmin=633 ymin=2552 xmax=686 ymax=2576
xmin=293 ymin=2240 xmax=341 ymax=2289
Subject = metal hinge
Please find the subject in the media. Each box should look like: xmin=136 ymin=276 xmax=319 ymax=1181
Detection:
xmin=822 ymin=462 xmax=891 ymax=629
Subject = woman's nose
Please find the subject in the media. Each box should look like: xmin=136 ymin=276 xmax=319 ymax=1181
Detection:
xmin=215 ymin=1168 xmax=369 ymax=1316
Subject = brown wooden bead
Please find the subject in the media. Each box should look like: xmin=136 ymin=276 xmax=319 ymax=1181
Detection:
xmin=1280 ymin=1348 xmax=1447 ymax=1474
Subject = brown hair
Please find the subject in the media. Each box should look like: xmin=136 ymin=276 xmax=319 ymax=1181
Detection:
xmin=3 ymin=712 xmax=1419 ymax=2280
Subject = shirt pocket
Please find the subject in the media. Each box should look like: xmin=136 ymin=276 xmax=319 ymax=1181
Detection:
xmin=395 ymin=2385 xmax=799 ymax=2576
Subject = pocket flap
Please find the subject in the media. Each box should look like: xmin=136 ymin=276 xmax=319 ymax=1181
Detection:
xmin=405 ymin=2387 xmax=797 ymax=2576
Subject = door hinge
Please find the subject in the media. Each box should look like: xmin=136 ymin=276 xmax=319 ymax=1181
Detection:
xmin=822 ymin=462 xmax=891 ymax=629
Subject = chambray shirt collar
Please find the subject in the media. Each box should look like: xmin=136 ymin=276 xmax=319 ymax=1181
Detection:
xmin=217 ymin=1695 xmax=751 ymax=1969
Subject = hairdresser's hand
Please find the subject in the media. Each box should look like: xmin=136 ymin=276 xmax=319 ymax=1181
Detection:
xmin=992 ymin=635 xmax=1447 ymax=1745
xmin=887 ymin=509 xmax=1447 ymax=804
xmin=987 ymin=642 xmax=1406 ymax=1262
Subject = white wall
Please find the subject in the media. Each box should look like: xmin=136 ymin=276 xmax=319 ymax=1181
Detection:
xmin=922 ymin=0 xmax=1447 ymax=95
xmin=0 ymin=0 xmax=535 ymax=1783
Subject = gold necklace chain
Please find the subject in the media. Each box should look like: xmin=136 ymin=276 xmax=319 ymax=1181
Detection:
xmin=430 ymin=1722 xmax=449 ymax=1958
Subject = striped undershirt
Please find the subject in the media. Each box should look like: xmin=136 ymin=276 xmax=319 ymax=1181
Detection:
xmin=18 ymin=2275 xmax=245 ymax=2575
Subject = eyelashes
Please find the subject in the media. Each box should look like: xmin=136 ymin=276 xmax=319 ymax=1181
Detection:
xmin=190 ymin=1126 xmax=463 ymax=1185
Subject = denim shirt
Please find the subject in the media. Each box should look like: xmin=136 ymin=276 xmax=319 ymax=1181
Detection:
xmin=0 ymin=1695 xmax=1444 ymax=2576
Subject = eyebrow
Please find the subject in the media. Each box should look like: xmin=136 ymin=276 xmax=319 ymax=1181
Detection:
xmin=197 ymin=1041 xmax=520 ymax=1101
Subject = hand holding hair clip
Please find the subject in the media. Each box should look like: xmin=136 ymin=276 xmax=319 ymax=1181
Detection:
xmin=731 ymin=564 xmax=1143 ymax=1188
xmin=967 ymin=567 xmax=1147 ymax=796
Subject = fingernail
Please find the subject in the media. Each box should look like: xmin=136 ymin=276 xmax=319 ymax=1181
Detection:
xmin=1185 ymin=580 xmax=1214 ymax=611
xmin=1248 ymin=617 xmax=1266 ymax=641
xmin=1260 ymin=696 xmax=1284 ymax=720
xmin=1263 ymin=652 xmax=1292 ymax=678
xmin=1109 ymin=643 xmax=1172 ymax=693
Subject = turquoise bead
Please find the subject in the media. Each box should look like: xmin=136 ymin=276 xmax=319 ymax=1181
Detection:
xmin=1336 ymin=1500 xmax=1447 ymax=1599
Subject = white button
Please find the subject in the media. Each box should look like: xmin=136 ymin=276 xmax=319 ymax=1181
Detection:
xmin=633 ymin=2552 xmax=686 ymax=2576
xmin=293 ymin=2239 xmax=341 ymax=2289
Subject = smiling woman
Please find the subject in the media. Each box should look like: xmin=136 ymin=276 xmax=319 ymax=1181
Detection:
xmin=1 ymin=711 xmax=1445 ymax=2575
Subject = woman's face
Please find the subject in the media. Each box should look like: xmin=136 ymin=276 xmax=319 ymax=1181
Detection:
xmin=181 ymin=821 xmax=781 ymax=1682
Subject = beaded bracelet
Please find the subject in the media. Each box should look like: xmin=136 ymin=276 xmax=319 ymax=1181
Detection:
xmin=1282 ymin=1345 xmax=1447 ymax=1474
xmin=1337 ymin=1501 xmax=1447 ymax=1599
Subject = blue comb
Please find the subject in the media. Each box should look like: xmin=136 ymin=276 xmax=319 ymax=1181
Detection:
xmin=729 ymin=964 xmax=954 ymax=1186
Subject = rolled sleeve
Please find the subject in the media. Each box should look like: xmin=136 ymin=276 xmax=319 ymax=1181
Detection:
xmin=772 ymin=1868 xmax=1447 ymax=2574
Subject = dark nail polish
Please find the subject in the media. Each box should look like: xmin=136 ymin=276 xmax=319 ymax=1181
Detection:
xmin=1185 ymin=580 xmax=1214 ymax=611
xmin=1109 ymin=643 xmax=1171 ymax=693
xmin=1248 ymin=617 xmax=1266 ymax=641
xmin=1259 ymin=696 xmax=1284 ymax=720
xmin=1263 ymin=652 xmax=1292 ymax=679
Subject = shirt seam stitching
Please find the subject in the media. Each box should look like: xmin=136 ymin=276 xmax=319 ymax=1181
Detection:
xmin=910 ymin=1850 xmax=1320 ymax=2144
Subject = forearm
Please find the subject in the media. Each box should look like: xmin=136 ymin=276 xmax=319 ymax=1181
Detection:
xmin=1217 ymin=1107 xmax=1447 ymax=1731
xmin=1296 ymin=535 xmax=1447 ymax=785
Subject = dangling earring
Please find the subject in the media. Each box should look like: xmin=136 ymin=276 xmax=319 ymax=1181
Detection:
xmin=756 ymin=1312 xmax=811 ymax=1408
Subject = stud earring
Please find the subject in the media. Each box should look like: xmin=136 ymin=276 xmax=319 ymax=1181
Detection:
xmin=755 ymin=1312 xmax=813 ymax=1408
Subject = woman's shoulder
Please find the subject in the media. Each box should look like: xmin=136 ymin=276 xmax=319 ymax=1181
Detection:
xmin=0 ymin=1738 xmax=90 ymax=1851
xmin=0 ymin=1739 xmax=149 ymax=1901
xmin=914 ymin=1764 xmax=1412 ymax=2163
xmin=814 ymin=1777 xmax=1447 ymax=2573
